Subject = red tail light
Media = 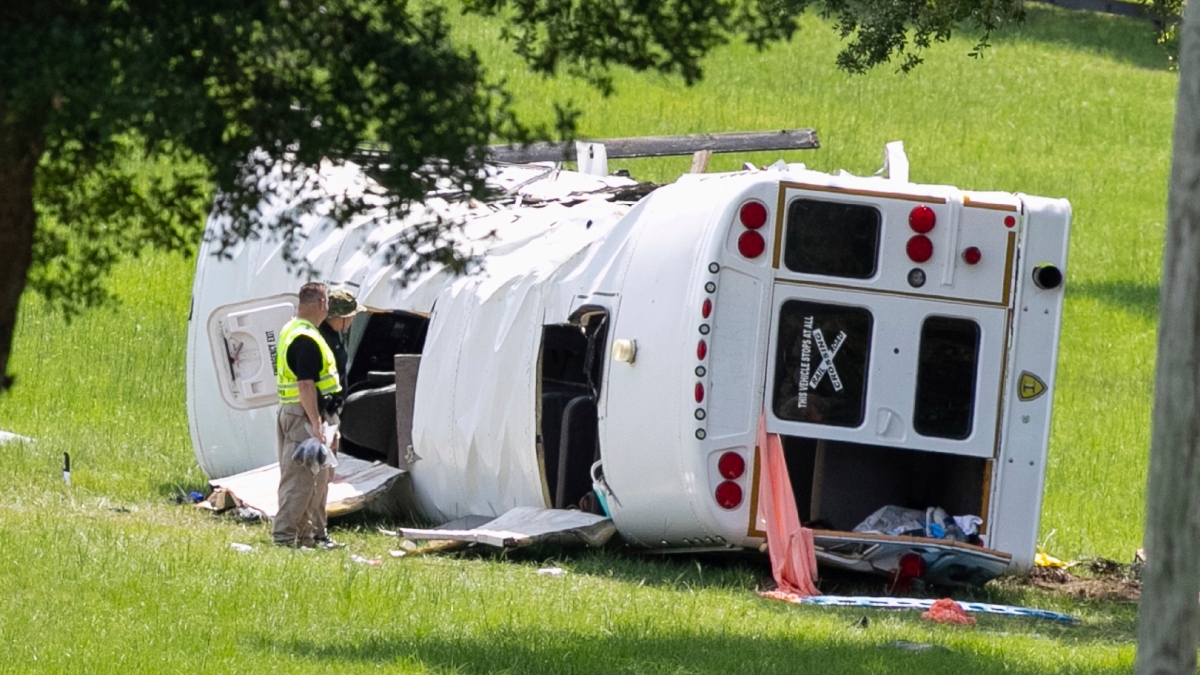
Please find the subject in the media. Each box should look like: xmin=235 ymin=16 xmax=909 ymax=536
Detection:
xmin=1004 ymin=215 xmax=1016 ymax=228
xmin=738 ymin=231 xmax=765 ymax=258
xmin=898 ymin=553 xmax=926 ymax=579
xmin=718 ymin=452 xmax=745 ymax=479
xmin=715 ymin=481 xmax=743 ymax=509
xmin=906 ymin=235 xmax=933 ymax=263
xmin=702 ymin=299 xmax=712 ymax=318
xmin=962 ymin=246 xmax=982 ymax=265
xmin=891 ymin=552 xmax=927 ymax=591
xmin=909 ymin=206 xmax=936 ymax=233
xmin=697 ymin=340 xmax=707 ymax=360
xmin=694 ymin=383 xmax=705 ymax=403
xmin=739 ymin=201 xmax=767 ymax=229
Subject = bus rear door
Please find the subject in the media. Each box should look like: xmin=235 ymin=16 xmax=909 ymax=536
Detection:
xmin=761 ymin=181 xmax=1025 ymax=581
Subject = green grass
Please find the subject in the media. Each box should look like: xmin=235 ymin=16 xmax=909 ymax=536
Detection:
xmin=0 ymin=4 xmax=1175 ymax=672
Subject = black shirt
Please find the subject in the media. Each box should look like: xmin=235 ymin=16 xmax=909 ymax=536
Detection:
xmin=318 ymin=322 xmax=348 ymax=385
xmin=285 ymin=334 xmax=323 ymax=382
xmin=285 ymin=333 xmax=341 ymax=414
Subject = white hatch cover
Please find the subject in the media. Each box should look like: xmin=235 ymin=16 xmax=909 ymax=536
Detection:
xmin=206 ymin=294 xmax=298 ymax=410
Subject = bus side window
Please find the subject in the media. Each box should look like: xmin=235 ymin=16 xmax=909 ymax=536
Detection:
xmin=913 ymin=316 xmax=981 ymax=440
xmin=772 ymin=300 xmax=872 ymax=427
xmin=783 ymin=199 xmax=881 ymax=279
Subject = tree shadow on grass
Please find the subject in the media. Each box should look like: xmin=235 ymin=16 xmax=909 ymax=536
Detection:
xmin=1069 ymin=279 xmax=1160 ymax=322
xmin=996 ymin=4 xmax=1170 ymax=72
xmin=258 ymin=626 xmax=1130 ymax=674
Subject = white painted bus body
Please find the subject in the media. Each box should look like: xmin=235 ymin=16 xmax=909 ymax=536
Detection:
xmin=187 ymin=157 xmax=1069 ymax=575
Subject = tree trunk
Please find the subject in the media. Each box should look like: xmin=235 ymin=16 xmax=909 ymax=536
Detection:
xmin=1136 ymin=2 xmax=1200 ymax=673
xmin=0 ymin=116 xmax=41 ymax=393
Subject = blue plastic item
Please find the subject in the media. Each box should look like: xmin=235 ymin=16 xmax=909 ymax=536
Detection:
xmin=799 ymin=595 xmax=1079 ymax=623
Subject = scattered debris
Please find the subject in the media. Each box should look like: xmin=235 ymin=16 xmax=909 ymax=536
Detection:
xmin=204 ymin=456 xmax=405 ymax=518
xmin=800 ymin=595 xmax=1079 ymax=623
xmin=921 ymin=598 xmax=977 ymax=626
xmin=881 ymin=640 xmax=949 ymax=653
xmin=1035 ymin=545 xmax=1073 ymax=568
xmin=0 ymin=429 xmax=32 ymax=445
xmin=235 ymin=507 xmax=265 ymax=522
xmin=1029 ymin=565 xmax=1075 ymax=585
xmin=388 ymin=550 xmax=407 ymax=558
xmin=230 ymin=542 xmax=253 ymax=553
xmin=350 ymin=554 xmax=382 ymax=567
xmin=396 ymin=507 xmax=616 ymax=549
xmin=1088 ymin=557 xmax=1123 ymax=576
xmin=537 ymin=567 xmax=568 ymax=577
xmin=851 ymin=616 xmax=870 ymax=629
xmin=1024 ymin=556 xmax=1142 ymax=602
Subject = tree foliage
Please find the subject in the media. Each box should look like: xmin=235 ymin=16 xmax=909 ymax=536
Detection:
xmin=1142 ymin=0 xmax=1188 ymax=65
xmin=0 ymin=0 xmax=1024 ymax=391
xmin=464 ymin=0 xmax=1024 ymax=92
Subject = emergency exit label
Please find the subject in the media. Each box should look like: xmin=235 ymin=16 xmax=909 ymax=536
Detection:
xmin=1018 ymin=371 xmax=1047 ymax=401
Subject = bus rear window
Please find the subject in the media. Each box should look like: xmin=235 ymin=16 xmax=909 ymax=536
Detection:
xmin=783 ymin=199 xmax=881 ymax=279
xmin=914 ymin=316 xmax=981 ymax=439
xmin=772 ymin=300 xmax=872 ymax=427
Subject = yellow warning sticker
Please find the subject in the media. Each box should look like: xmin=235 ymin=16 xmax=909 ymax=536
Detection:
xmin=1018 ymin=372 xmax=1047 ymax=401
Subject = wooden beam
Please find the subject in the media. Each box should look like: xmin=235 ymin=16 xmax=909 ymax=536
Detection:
xmin=487 ymin=129 xmax=819 ymax=164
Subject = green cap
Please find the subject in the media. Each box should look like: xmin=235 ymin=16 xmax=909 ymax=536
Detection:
xmin=327 ymin=290 xmax=361 ymax=319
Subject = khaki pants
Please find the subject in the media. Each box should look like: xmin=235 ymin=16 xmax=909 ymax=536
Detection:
xmin=273 ymin=404 xmax=335 ymax=546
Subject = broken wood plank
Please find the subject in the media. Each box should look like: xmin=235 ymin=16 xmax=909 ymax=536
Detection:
xmin=486 ymin=129 xmax=819 ymax=164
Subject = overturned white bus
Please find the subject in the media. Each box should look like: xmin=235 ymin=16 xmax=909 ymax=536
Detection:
xmin=187 ymin=141 xmax=1069 ymax=585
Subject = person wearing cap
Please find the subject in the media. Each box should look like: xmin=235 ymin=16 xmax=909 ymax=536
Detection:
xmin=319 ymin=289 xmax=361 ymax=384
xmin=273 ymin=282 xmax=342 ymax=549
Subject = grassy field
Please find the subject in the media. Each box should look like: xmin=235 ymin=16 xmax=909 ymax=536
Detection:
xmin=0 ymin=4 xmax=1175 ymax=672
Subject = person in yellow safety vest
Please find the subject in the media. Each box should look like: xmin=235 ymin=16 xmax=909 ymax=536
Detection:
xmin=273 ymin=282 xmax=344 ymax=549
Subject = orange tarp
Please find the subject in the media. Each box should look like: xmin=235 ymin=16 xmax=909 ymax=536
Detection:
xmin=757 ymin=413 xmax=820 ymax=600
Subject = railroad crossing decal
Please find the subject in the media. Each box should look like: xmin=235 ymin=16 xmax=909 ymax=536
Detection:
xmin=809 ymin=328 xmax=847 ymax=392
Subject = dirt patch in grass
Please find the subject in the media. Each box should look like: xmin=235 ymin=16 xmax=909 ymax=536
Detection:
xmin=1025 ymin=558 xmax=1142 ymax=602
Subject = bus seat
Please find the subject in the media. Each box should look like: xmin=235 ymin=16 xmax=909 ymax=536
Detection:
xmin=556 ymin=395 xmax=598 ymax=509
xmin=341 ymin=384 xmax=398 ymax=460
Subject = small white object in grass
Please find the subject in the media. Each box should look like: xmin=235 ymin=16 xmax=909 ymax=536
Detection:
xmin=388 ymin=550 xmax=407 ymax=558
xmin=230 ymin=543 xmax=253 ymax=553
xmin=351 ymin=554 xmax=382 ymax=566
xmin=537 ymin=567 xmax=567 ymax=577
xmin=0 ymin=430 xmax=32 ymax=445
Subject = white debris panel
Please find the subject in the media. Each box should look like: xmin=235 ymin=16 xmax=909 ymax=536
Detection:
xmin=397 ymin=506 xmax=617 ymax=548
xmin=208 ymin=455 xmax=405 ymax=519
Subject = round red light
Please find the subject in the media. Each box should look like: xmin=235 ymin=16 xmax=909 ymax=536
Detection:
xmin=695 ymin=382 xmax=705 ymax=403
xmin=702 ymin=299 xmax=712 ymax=318
xmin=714 ymin=481 xmax=743 ymax=509
xmin=906 ymin=235 xmax=933 ymax=263
xmin=962 ymin=246 xmax=982 ymax=265
xmin=738 ymin=231 xmax=765 ymax=258
xmin=739 ymin=202 xmax=767 ymax=229
xmin=1004 ymin=215 xmax=1016 ymax=228
xmin=898 ymin=552 xmax=926 ymax=579
xmin=718 ymin=452 xmax=745 ymax=479
xmin=697 ymin=340 xmax=707 ymax=360
xmin=909 ymin=206 xmax=936 ymax=233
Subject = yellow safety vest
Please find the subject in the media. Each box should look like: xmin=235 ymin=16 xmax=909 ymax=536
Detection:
xmin=276 ymin=318 xmax=342 ymax=404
